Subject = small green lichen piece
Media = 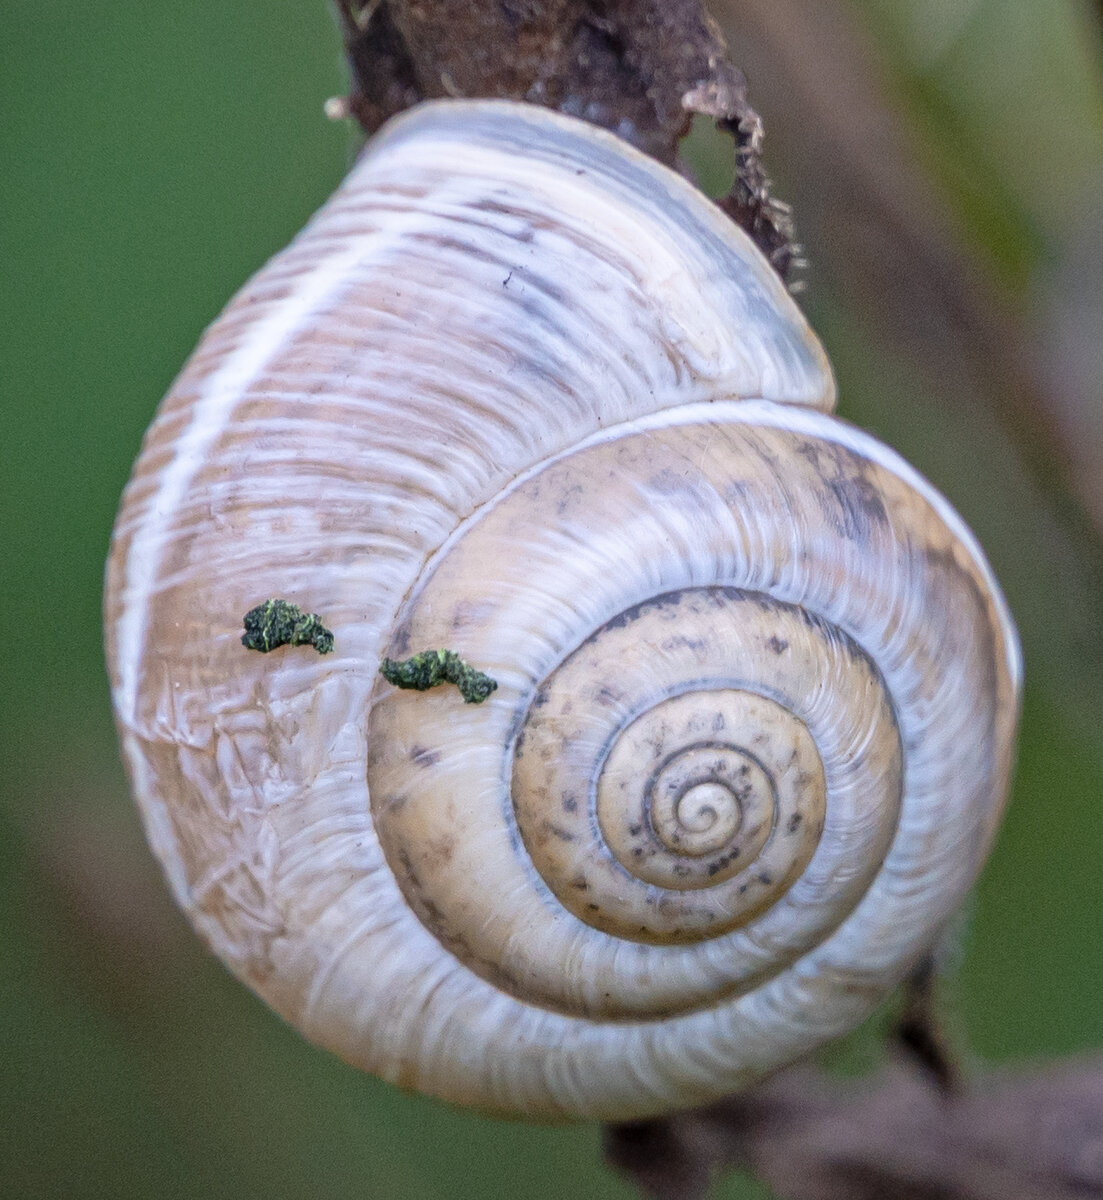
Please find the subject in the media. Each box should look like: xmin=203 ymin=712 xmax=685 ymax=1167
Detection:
xmin=241 ymin=599 xmax=334 ymax=655
xmin=379 ymin=650 xmax=498 ymax=704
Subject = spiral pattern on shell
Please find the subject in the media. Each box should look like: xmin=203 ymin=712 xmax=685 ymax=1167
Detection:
xmin=105 ymin=100 xmax=1021 ymax=1120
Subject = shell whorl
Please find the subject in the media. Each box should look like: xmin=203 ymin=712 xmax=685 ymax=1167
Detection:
xmin=105 ymin=100 xmax=1020 ymax=1120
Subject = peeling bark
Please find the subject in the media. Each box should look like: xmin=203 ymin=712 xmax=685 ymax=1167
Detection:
xmin=330 ymin=0 xmax=796 ymax=276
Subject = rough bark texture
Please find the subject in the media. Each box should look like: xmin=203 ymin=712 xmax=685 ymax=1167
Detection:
xmin=331 ymin=0 xmax=796 ymax=276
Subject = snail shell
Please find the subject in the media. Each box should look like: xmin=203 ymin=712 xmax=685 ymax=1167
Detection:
xmin=105 ymin=100 xmax=1021 ymax=1120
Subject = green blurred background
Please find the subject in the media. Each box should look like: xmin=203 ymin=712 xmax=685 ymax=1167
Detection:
xmin=2 ymin=2 xmax=1101 ymax=1197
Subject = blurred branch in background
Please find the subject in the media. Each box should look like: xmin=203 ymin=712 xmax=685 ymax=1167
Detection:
xmin=715 ymin=0 xmax=1103 ymax=747
xmin=607 ymin=1057 xmax=1103 ymax=1200
xmin=720 ymin=0 xmax=1103 ymax=531
xmin=726 ymin=10 xmax=1099 ymax=523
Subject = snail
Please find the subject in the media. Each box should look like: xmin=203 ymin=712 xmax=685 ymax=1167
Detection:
xmin=104 ymin=99 xmax=1021 ymax=1121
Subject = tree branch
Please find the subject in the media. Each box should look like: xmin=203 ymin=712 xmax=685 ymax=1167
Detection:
xmin=605 ymin=1056 xmax=1103 ymax=1200
xmin=330 ymin=0 xmax=796 ymax=276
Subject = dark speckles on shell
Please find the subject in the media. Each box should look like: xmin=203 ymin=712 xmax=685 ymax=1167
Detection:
xmin=543 ymin=822 xmax=576 ymax=844
xmin=411 ymin=745 xmax=442 ymax=769
xmin=826 ymin=471 xmax=890 ymax=543
xmin=794 ymin=438 xmax=895 ymax=543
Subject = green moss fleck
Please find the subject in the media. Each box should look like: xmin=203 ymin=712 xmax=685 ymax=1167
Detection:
xmin=241 ymin=599 xmax=334 ymax=654
xmin=379 ymin=650 xmax=497 ymax=704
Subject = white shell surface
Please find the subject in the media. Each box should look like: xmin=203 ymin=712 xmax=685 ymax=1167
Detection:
xmin=104 ymin=100 xmax=1019 ymax=1120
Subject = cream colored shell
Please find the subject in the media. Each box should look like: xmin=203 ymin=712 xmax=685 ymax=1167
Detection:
xmin=104 ymin=100 xmax=1021 ymax=1121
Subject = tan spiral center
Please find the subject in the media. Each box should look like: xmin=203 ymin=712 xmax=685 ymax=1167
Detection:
xmin=510 ymin=595 xmax=828 ymax=944
xmin=655 ymin=773 xmax=748 ymax=854
xmin=595 ymin=689 xmax=822 ymax=903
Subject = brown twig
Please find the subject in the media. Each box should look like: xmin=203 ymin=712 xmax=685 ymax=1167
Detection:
xmin=330 ymin=0 xmax=797 ymax=276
